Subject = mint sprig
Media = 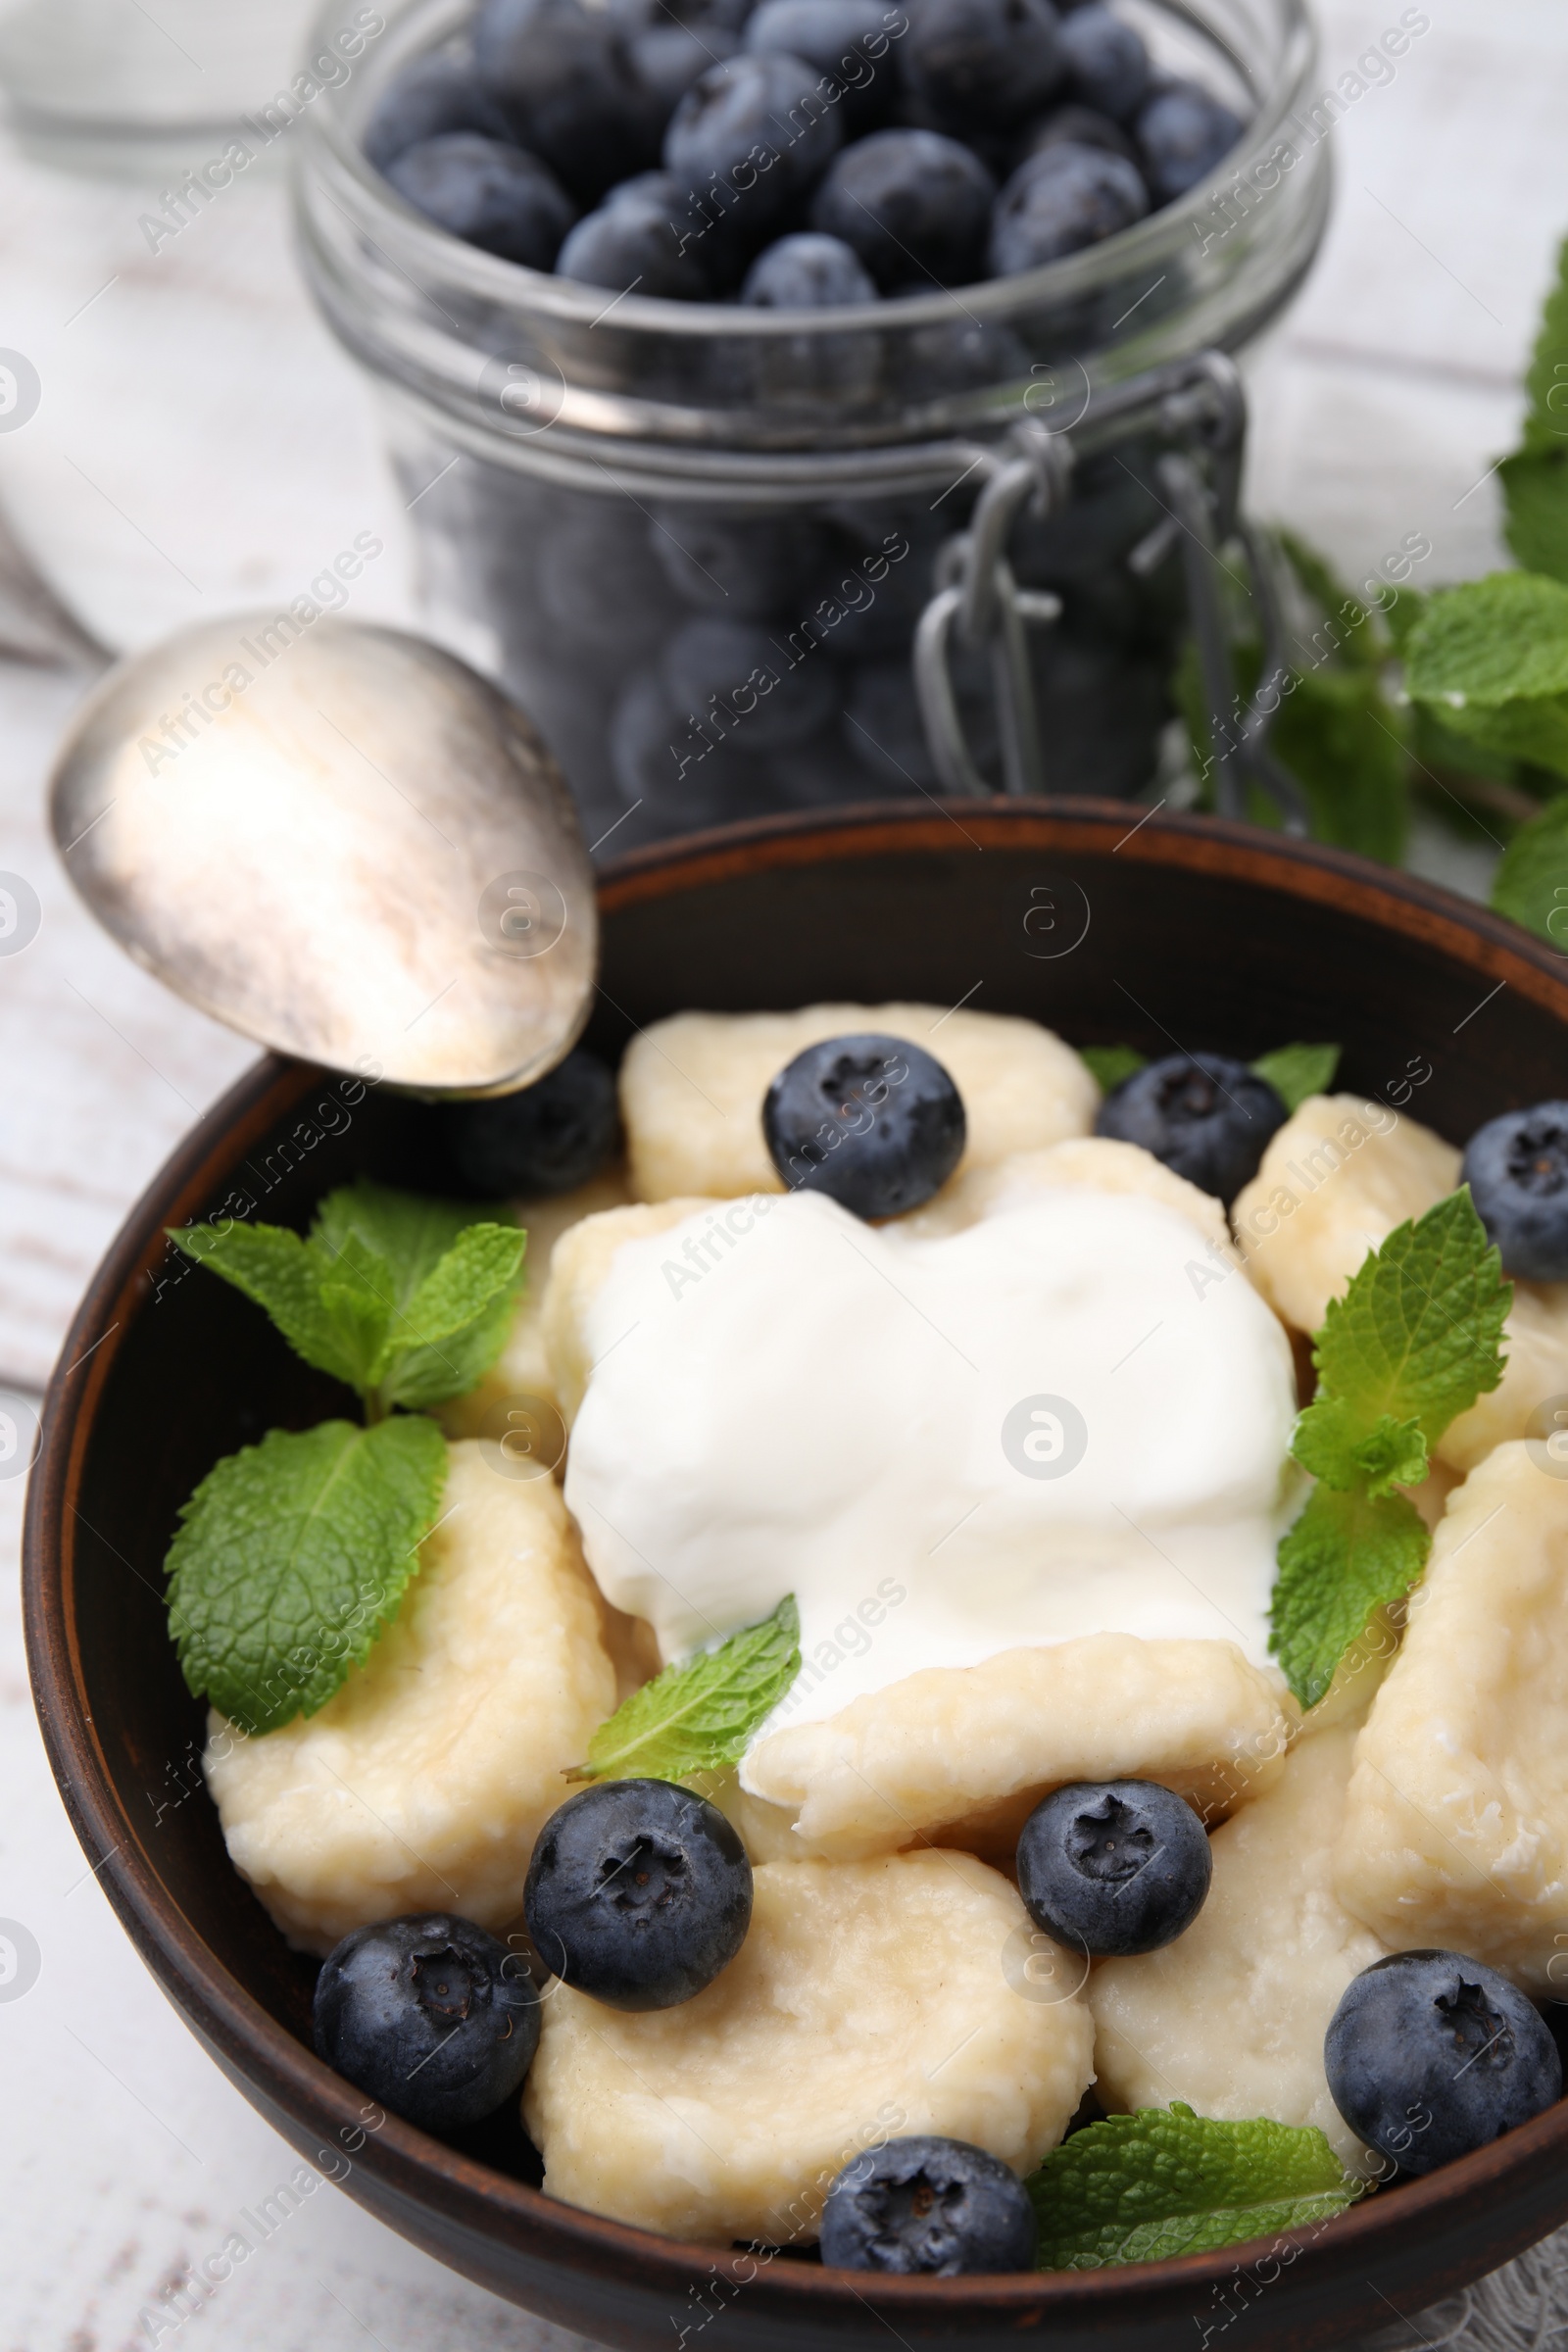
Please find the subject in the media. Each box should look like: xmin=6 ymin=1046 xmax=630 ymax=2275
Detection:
xmin=567 ymin=1595 xmax=801 ymax=1785
xmin=172 ymin=1179 xmax=524 ymax=1419
xmin=1081 ymin=1042 xmax=1339 ymax=1115
xmin=1268 ymin=1188 xmax=1510 ymax=1707
xmin=1028 ymin=2106 xmax=1354 ymax=2270
xmin=165 ymin=1180 xmax=527 ymax=1732
xmin=167 ymin=1416 xmax=448 ymax=1735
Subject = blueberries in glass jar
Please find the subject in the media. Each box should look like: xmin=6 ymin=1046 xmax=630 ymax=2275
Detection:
xmin=989 ymin=140 xmax=1148 ymax=273
xmin=663 ymin=615 xmax=839 ymax=750
xmin=524 ymin=1779 xmax=753 ymax=2010
xmin=473 ymin=0 xmax=658 ymax=203
xmin=387 ymin=134 xmax=578 ymax=268
xmin=1134 ymin=76 xmax=1245 ymax=200
xmin=899 ymin=0 xmax=1066 ymax=133
xmin=743 ymin=230 xmax=878 ymax=306
xmin=1055 ymin=3 xmax=1150 ymax=121
xmin=665 ymin=52 xmax=844 ymax=240
xmin=445 ymin=1049 xmax=621 ymax=1197
xmin=648 ymin=507 xmax=829 ymax=613
xmin=1461 ymin=1102 xmax=1568 ymax=1279
xmin=363 ymin=47 xmax=516 ymax=172
xmin=1096 ymin=1051 xmax=1288 ymax=1201
xmin=1016 ymin=1781 xmax=1212 ymax=1958
xmin=313 ymin=1913 xmax=540 ymax=2132
xmin=810 ymin=128 xmax=997 ymax=291
xmin=763 ymin=1031 xmax=966 ymax=1214
xmin=744 ymin=0 xmax=895 ymax=129
xmin=556 ymin=172 xmax=711 ymax=295
xmin=820 ymin=2136 xmax=1037 ymax=2274
xmin=1325 ymin=1951 xmax=1561 ymax=2176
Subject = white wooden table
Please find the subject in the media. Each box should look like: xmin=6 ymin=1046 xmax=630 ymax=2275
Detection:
xmin=5 ymin=5 xmax=1568 ymax=2340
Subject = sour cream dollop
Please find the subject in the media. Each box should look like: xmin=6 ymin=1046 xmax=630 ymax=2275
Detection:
xmin=564 ymin=1180 xmax=1298 ymax=1737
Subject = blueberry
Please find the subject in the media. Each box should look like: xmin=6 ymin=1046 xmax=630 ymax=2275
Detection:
xmin=1325 ymin=1951 xmax=1561 ymax=2176
xmin=663 ymin=615 xmax=839 ymax=750
xmin=810 ymin=128 xmax=996 ymax=290
xmin=629 ymin=20 xmax=739 ymax=119
xmin=742 ymin=232 xmax=882 ymax=401
xmin=664 ymin=52 xmax=845 ymax=244
xmin=612 ymin=668 xmax=778 ymax=827
xmin=1017 ymin=99 xmax=1137 ymax=163
xmin=612 ymin=0 xmax=757 ymax=32
xmin=1134 ymin=77 xmax=1244 ymax=201
xmin=1055 ymin=3 xmax=1149 ymax=120
xmin=556 ymin=175 xmax=710 ymax=296
xmin=363 ymin=47 xmax=515 ymax=172
xmin=1460 ymin=1103 xmax=1568 ymax=1279
xmin=537 ymin=497 xmax=673 ymax=657
xmin=473 ymin=0 xmax=657 ymax=203
xmin=648 ymin=508 xmax=830 ymax=613
xmin=313 ymin=1913 xmax=540 ymax=2132
xmin=820 ymin=2135 xmax=1036 ymax=2273
xmin=892 ymin=313 xmax=1031 ymax=399
xmin=743 ymin=228 xmax=878 ymax=305
xmin=900 ymin=0 xmax=1065 ymax=132
xmin=763 ymin=1031 xmax=965 ymax=1214
xmin=1016 ymin=1781 xmax=1211 ymax=1958
xmin=989 ymin=141 xmax=1147 ymax=274
xmin=1095 ymin=1052 xmax=1287 ymax=1201
xmin=524 ymin=1779 xmax=753 ymax=2009
xmin=744 ymin=0 xmax=894 ymax=128
xmin=387 ymin=134 xmax=578 ymax=267
xmin=444 ymin=1050 xmax=620 ymax=1197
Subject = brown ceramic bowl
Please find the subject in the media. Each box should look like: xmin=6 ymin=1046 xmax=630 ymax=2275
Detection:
xmin=24 ymin=801 xmax=1568 ymax=2352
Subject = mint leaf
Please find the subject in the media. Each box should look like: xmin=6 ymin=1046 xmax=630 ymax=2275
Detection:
xmin=313 ymin=1181 xmax=524 ymax=1411
xmin=570 ymin=1596 xmax=802 ymax=1784
xmin=1268 ymin=1189 xmax=1509 ymax=1707
xmin=1250 ymin=1043 xmax=1341 ymax=1113
xmin=1029 ymin=2105 xmax=1353 ymax=2270
xmin=314 ymin=1227 xmax=397 ymax=1391
xmin=1292 ymin=1401 xmax=1427 ymax=1499
xmin=1310 ymin=1189 xmax=1510 ymax=1447
xmin=168 ymin=1222 xmax=371 ymax=1390
xmin=1271 ymin=663 xmax=1410 ymax=861
xmin=1270 ymin=1486 xmax=1429 ymax=1711
xmin=1492 ymin=790 xmax=1568 ymax=943
xmin=1501 ymin=451 xmax=1568 ymax=586
xmin=1518 ymin=232 xmax=1568 ymax=459
xmin=1081 ymin=1046 xmax=1147 ymax=1092
xmin=1404 ymin=574 xmax=1568 ymax=780
xmin=313 ymin=1181 xmax=493 ymax=1298
xmin=166 ymin=1415 xmax=449 ymax=1734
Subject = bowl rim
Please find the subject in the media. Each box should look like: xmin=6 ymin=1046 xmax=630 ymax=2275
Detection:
xmin=24 ymin=796 xmax=1568 ymax=2324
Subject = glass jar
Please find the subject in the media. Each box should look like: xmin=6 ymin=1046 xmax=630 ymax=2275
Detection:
xmin=295 ymin=0 xmax=1328 ymax=853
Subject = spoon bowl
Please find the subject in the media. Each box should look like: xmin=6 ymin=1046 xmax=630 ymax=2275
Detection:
xmin=49 ymin=615 xmax=597 ymax=1095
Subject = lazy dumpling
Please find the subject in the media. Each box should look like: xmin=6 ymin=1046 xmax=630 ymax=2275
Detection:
xmin=205 ymin=1442 xmax=617 ymax=1954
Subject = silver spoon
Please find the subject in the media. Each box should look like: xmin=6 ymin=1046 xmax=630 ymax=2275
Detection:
xmin=48 ymin=612 xmax=597 ymax=1096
